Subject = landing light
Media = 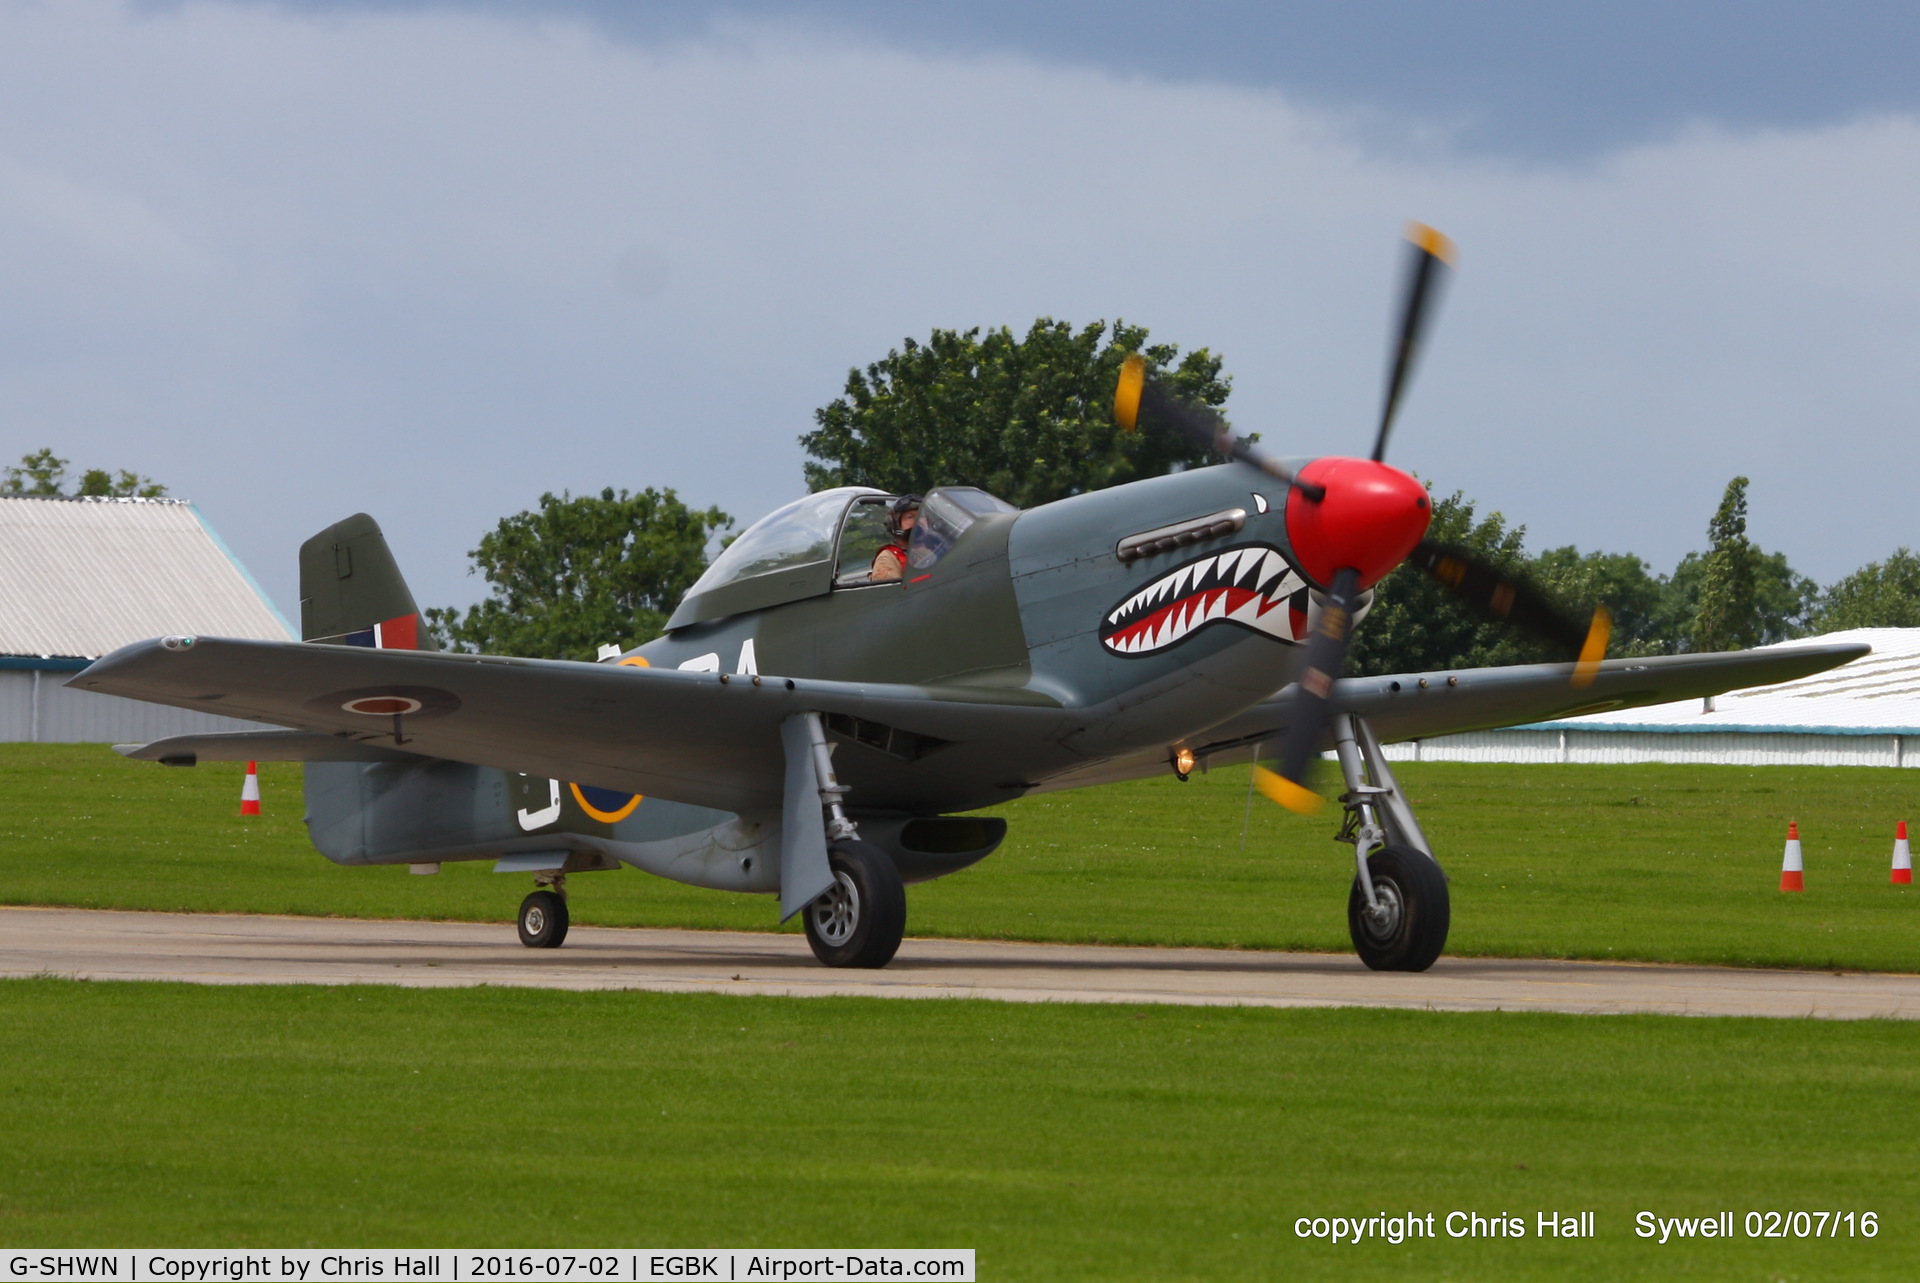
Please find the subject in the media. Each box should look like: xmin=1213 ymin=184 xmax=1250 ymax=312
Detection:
xmin=1172 ymin=747 xmax=1197 ymax=780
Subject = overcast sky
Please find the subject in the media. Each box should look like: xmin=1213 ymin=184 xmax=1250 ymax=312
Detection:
xmin=5 ymin=1 xmax=1918 ymax=619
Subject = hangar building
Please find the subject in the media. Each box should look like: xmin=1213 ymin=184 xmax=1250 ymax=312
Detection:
xmin=1 ymin=495 xmax=293 ymax=742
xmin=1382 ymin=627 xmax=1919 ymax=769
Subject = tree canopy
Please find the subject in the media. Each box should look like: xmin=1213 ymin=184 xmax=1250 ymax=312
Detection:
xmin=1691 ymin=476 xmax=1760 ymax=653
xmin=800 ymin=318 xmax=1228 ymax=508
xmin=1349 ymin=476 xmax=1824 ymax=676
xmin=425 ymin=488 xmax=731 ymax=661
xmin=3 ymin=448 xmax=166 ymax=498
xmin=1813 ymin=548 xmax=1920 ymax=630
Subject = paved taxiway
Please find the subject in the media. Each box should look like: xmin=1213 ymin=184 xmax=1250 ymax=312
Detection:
xmin=3 ymin=905 xmax=1916 ymax=1019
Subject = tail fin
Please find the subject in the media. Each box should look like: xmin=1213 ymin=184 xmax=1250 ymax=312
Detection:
xmin=298 ymin=514 xmax=437 ymax=650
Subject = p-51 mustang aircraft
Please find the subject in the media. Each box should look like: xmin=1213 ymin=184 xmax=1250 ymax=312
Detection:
xmin=79 ymin=227 xmax=1864 ymax=972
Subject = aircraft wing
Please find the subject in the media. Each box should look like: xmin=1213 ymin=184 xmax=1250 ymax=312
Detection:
xmin=1032 ymin=640 xmax=1870 ymax=793
xmin=75 ymin=637 xmax=1075 ymax=815
xmin=1278 ymin=640 xmax=1868 ymax=746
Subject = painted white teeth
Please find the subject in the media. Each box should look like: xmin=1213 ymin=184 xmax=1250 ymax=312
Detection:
xmin=1103 ymin=544 xmax=1320 ymax=654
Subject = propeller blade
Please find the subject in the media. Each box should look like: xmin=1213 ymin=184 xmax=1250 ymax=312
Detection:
xmin=1114 ymin=354 xmax=1325 ymax=500
xmin=1371 ymin=223 xmax=1456 ymax=464
xmin=1264 ymin=565 xmax=1364 ymax=815
xmin=1408 ymin=539 xmax=1612 ymax=683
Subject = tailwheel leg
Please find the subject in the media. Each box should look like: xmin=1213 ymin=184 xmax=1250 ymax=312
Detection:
xmin=518 ymin=873 xmax=569 ymax=949
xmin=1331 ymin=715 xmax=1449 ymax=972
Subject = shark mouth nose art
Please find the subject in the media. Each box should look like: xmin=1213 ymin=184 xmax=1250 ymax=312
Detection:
xmin=1102 ymin=543 xmax=1312 ymax=656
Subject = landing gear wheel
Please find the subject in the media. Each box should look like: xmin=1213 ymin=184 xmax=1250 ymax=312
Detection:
xmin=1348 ymin=844 xmax=1449 ymax=972
xmin=803 ymin=839 xmax=906 ymax=969
xmin=518 ymin=890 xmax=569 ymax=949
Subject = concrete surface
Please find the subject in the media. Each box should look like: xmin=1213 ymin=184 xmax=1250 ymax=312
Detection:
xmin=3 ymin=905 xmax=1917 ymax=1019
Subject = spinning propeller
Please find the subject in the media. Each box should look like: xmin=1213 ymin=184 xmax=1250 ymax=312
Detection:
xmin=1114 ymin=224 xmax=1612 ymax=815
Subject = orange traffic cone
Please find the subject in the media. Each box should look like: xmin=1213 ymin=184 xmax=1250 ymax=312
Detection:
xmin=240 ymin=761 xmax=261 ymax=816
xmin=1893 ymin=822 xmax=1912 ymax=886
xmin=1780 ymin=821 xmax=1804 ymax=892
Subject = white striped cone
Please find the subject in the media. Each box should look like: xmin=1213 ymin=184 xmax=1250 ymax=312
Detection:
xmin=240 ymin=761 xmax=261 ymax=816
xmin=1780 ymin=822 xmax=1803 ymax=892
xmin=1894 ymin=822 xmax=1912 ymax=886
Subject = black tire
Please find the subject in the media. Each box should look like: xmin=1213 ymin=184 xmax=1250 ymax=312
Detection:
xmin=518 ymin=889 xmax=569 ymax=949
xmin=803 ymin=839 xmax=906 ymax=968
xmin=1347 ymin=844 xmax=1449 ymax=972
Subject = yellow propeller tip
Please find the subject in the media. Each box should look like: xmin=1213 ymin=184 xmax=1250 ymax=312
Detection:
xmin=1407 ymin=221 xmax=1457 ymax=267
xmin=1571 ymin=605 xmax=1612 ymax=689
xmin=1254 ymin=765 xmax=1324 ymax=816
xmin=1114 ymin=353 xmax=1145 ymax=432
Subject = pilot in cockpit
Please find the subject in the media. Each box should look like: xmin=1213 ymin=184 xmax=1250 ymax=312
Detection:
xmin=869 ymin=494 xmax=922 ymax=582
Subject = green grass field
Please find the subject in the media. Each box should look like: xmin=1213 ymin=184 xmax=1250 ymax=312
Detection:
xmin=0 ymin=978 xmax=1913 ymax=1279
xmin=3 ymin=744 xmax=1916 ymax=970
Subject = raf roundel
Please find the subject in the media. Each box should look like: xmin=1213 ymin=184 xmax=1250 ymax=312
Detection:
xmin=342 ymin=695 xmax=424 ymax=716
xmin=569 ymin=781 xmax=643 ymax=824
xmin=304 ymin=685 xmax=462 ymax=721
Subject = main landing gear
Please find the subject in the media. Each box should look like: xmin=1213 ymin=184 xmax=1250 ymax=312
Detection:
xmin=794 ymin=711 xmax=908 ymax=970
xmin=1327 ymin=713 xmax=1450 ymax=971
xmin=803 ymin=838 xmax=907 ymax=968
xmin=518 ymin=873 xmax=569 ymax=949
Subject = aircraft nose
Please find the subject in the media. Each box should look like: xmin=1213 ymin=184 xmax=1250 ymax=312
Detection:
xmin=1283 ymin=457 xmax=1432 ymax=590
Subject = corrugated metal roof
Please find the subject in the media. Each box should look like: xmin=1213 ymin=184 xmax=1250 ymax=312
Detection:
xmin=0 ymin=496 xmax=292 ymax=658
xmin=1540 ymin=628 xmax=1920 ymax=735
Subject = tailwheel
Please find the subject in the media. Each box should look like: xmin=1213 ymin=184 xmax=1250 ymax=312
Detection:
xmin=804 ymin=839 xmax=906 ymax=969
xmin=1348 ymin=844 xmax=1449 ymax=972
xmin=518 ymin=889 xmax=569 ymax=949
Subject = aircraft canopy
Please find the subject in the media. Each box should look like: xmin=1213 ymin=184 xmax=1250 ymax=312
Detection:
xmin=667 ymin=487 xmax=882 ymax=629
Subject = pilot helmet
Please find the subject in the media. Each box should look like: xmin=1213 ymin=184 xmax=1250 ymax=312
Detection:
xmin=886 ymin=493 xmax=923 ymax=540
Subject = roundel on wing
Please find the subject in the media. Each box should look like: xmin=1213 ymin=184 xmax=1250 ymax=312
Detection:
xmin=569 ymin=781 xmax=642 ymax=824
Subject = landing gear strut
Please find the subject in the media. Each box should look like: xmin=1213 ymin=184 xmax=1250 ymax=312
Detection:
xmin=518 ymin=873 xmax=569 ymax=949
xmin=795 ymin=712 xmax=907 ymax=969
xmin=1329 ymin=714 xmax=1449 ymax=971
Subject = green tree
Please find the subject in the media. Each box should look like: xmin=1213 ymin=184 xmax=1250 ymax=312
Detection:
xmin=1530 ymin=546 xmax=1670 ymax=658
xmin=3 ymin=448 xmax=67 ymax=495
xmin=1813 ymin=548 xmax=1920 ymax=630
xmin=426 ymin=488 xmax=732 ymax=661
xmin=77 ymin=468 xmax=168 ymax=498
xmin=2 ymin=448 xmax=166 ymax=498
xmin=1691 ymin=477 xmax=1767 ymax=652
xmin=1657 ymin=547 xmax=1814 ymax=650
xmin=800 ymin=318 xmax=1228 ymax=508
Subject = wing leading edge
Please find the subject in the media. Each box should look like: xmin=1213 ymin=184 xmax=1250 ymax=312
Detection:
xmin=1033 ymin=641 xmax=1871 ymax=794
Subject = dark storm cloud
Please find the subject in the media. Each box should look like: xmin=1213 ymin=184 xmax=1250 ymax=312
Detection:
xmin=200 ymin=0 xmax=1920 ymax=158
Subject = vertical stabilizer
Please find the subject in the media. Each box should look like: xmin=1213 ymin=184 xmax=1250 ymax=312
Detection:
xmin=298 ymin=513 xmax=437 ymax=649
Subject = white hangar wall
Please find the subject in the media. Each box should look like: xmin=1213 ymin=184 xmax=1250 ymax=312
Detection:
xmin=0 ymin=495 xmax=293 ymax=743
xmin=1379 ymin=728 xmax=1916 ymax=770
xmin=0 ymin=662 xmax=269 ymax=744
